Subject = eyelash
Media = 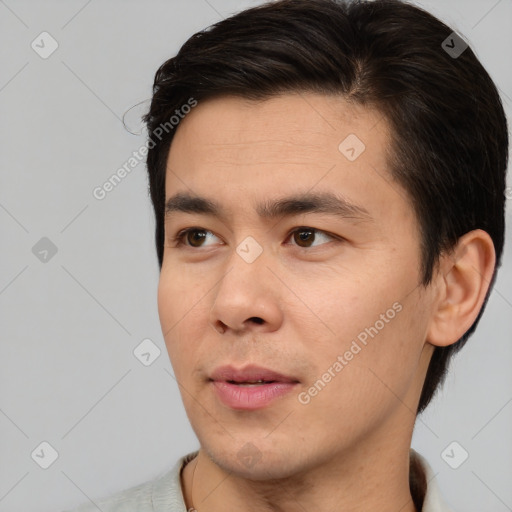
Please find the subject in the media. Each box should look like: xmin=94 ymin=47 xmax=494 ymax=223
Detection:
xmin=171 ymin=227 xmax=337 ymax=249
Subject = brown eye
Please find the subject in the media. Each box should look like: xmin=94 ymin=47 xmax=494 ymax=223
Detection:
xmin=174 ymin=228 xmax=219 ymax=248
xmin=186 ymin=230 xmax=208 ymax=247
xmin=293 ymin=229 xmax=316 ymax=247
xmin=289 ymin=227 xmax=335 ymax=248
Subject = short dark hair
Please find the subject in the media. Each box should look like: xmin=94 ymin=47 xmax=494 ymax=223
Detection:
xmin=143 ymin=0 xmax=508 ymax=413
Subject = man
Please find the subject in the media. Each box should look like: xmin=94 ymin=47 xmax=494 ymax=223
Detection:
xmin=68 ymin=0 xmax=508 ymax=510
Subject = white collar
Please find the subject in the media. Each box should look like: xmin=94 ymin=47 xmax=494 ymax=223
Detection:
xmin=411 ymin=449 xmax=454 ymax=512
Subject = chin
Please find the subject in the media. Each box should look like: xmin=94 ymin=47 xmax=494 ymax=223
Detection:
xmin=204 ymin=440 xmax=314 ymax=481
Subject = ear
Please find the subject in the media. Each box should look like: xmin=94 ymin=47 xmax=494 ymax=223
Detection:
xmin=426 ymin=229 xmax=496 ymax=347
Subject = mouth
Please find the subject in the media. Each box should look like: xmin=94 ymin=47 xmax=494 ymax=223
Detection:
xmin=225 ymin=379 xmax=278 ymax=386
xmin=209 ymin=364 xmax=300 ymax=410
xmin=209 ymin=364 xmax=299 ymax=385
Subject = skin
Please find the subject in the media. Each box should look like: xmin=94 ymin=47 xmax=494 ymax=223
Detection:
xmin=157 ymin=93 xmax=495 ymax=512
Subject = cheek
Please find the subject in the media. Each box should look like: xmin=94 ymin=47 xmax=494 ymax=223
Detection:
xmin=157 ymin=264 xmax=207 ymax=328
xmin=290 ymin=269 xmax=389 ymax=351
xmin=157 ymin=266 xmax=215 ymax=374
xmin=300 ymin=271 xmax=425 ymax=393
xmin=297 ymin=308 xmax=424 ymax=440
xmin=157 ymin=269 xmax=178 ymax=335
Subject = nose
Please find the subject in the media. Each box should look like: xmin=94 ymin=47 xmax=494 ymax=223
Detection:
xmin=208 ymin=245 xmax=284 ymax=335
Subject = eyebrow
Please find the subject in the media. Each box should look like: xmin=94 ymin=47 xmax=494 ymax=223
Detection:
xmin=164 ymin=191 xmax=373 ymax=224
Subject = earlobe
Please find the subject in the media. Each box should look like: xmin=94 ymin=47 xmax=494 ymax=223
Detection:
xmin=426 ymin=229 xmax=496 ymax=348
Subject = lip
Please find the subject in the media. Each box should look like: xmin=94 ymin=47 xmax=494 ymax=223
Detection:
xmin=209 ymin=364 xmax=299 ymax=384
xmin=209 ymin=364 xmax=300 ymax=410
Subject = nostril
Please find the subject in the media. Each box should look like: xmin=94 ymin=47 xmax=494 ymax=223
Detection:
xmin=215 ymin=321 xmax=227 ymax=334
xmin=249 ymin=317 xmax=264 ymax=324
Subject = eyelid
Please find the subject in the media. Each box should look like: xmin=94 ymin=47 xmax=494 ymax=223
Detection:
xmin=172 ymin=227 xmax=223 ymax=247
xmin=284 ymin=226 xmax=337 ymax=247
xmin=171 ymin=226 xmax=338 ymax=248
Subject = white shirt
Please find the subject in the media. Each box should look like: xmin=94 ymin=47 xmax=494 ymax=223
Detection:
xmin=65 ymin=449 xmax=453 ymax=511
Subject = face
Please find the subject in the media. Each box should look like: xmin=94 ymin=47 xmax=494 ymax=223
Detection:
xmin=158 ymin=93 xmax=436 ymax=479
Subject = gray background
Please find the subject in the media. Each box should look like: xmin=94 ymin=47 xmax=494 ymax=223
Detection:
xmin=0 ymin=0 xmax=511 ymax=511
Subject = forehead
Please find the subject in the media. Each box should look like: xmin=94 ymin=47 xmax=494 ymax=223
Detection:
xmin=164 ymin=93 xmax=415 ymax=232
xmin=168 ymin=93 xmax=388 ymax=167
